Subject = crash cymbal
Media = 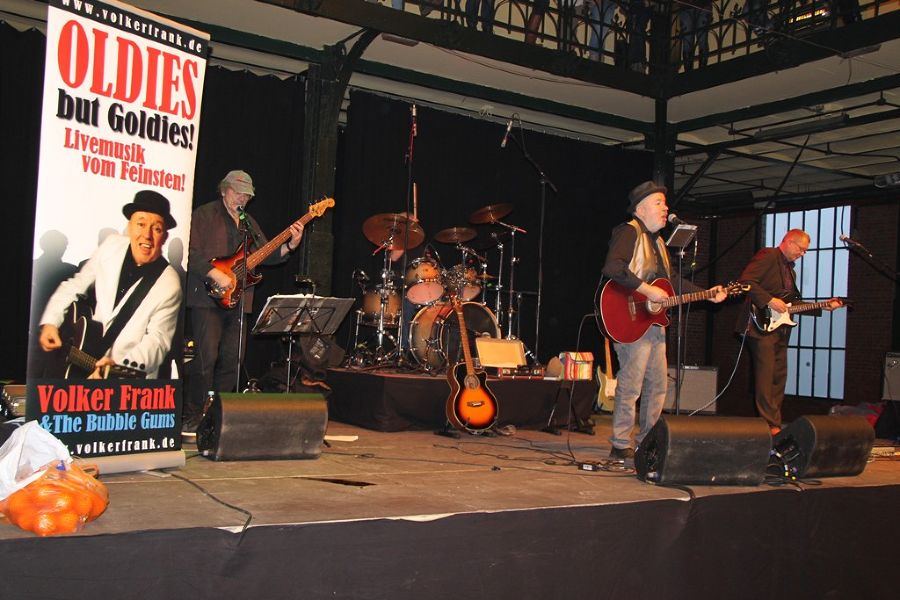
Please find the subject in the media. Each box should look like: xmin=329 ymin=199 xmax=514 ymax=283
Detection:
xmin=362 ymin=213 xmax=425 ymax=250
xmin=469 ymin=203 xmax=513 ymax=225
xmin=433 ymin=226 xmax=477 ymax=244
xmin=474 ymin=273 xmax=496 ymax=280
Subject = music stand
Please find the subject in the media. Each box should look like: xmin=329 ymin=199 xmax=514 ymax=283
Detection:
xmin=665 ymin=224 xmax=698 ymax=415
xmin=253 ymin=295 xmax=354 ymax=391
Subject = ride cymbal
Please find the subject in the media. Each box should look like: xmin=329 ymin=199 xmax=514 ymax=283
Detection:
xmin=469 ymin=203 xmax=513 ymax=224
xmin=433 ymin=226 xmax=477 ymax=244
xmin=362 ymin=213 xmax=425 ymax=250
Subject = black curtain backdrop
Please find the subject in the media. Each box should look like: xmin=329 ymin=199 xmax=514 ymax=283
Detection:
xmin=334 ymin=91 xmax=653 ymax=363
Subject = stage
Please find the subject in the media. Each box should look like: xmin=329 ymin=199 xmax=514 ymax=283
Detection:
xmin=1 ymin=414 xmax=898 ymax=599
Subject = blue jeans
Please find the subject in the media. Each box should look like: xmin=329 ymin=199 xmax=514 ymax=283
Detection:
xmin=586 ymin=1 xmax=618 ymax=61
xmin=610 ymin=325 xmax=667 ymax=450
xmin=679 ymin=7 xmax=711 ymax=70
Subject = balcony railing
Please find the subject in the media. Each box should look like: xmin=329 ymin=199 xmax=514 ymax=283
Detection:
xmin=372 ymin=0 xmax=897 ymax=73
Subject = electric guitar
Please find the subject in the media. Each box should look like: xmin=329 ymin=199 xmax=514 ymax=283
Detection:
xmin=445 ymin=287 xmax=498 ymax=434
xmin=595 ymin=337 xmax=616 ymax=413
xmin=751 ymin=297 xmax=848 ymax=333
xmin=599 ymin=278 xmax=749 ymax=344
xmin=47 ymin=302 xmax=146 ymax=379
xmin=206 ymin=198 xmax=335 ymax=309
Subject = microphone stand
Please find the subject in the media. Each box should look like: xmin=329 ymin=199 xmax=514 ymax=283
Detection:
xmin=235 ymin=212 xmax=254 ymax=392
xmin=665 ymin=223 xmax=698 ymax=415
xmin=506 ymin=122 xmax=557 ymax=363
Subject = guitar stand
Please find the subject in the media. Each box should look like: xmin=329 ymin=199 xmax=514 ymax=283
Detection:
xmin=543 ymin=381 xmax=595 ymax=435
xmin=434 ymin=422 xmax=461 ymax=439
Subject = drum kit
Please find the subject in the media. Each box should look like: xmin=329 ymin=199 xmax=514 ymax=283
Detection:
xmin=350 ymin=203 xmax=528 ymax=371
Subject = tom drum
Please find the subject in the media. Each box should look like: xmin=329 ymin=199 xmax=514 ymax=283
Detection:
xmin=404 ymin=257 xmax=444 ymax=305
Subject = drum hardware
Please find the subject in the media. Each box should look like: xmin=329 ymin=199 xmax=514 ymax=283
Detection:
xmin=470 ymin=204 xmax=526 ymax=341
xmin=361 ymin=212 xmax=426 ymax=367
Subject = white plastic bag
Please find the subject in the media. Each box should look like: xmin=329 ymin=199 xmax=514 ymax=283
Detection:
xmin=0 ymin=421 xmax=71 ymax=501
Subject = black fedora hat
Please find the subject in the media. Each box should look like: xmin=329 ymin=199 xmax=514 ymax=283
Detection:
xmin=626 ymin=181 xmax=667 ymax=214
xmin=122 ymin=190 xmax=177 ymax=229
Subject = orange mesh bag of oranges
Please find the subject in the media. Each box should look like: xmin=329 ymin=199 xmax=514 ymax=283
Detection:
xmin=0 ymin=422 xmax=109 ymax=536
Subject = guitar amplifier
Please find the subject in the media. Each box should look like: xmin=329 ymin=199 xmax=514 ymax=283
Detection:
xmin=664 ymin=366 xmax=717 ymax=414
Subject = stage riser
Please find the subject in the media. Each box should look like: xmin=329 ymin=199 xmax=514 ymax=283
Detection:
xmin=326 ymin=368 xmax=594 ymax=431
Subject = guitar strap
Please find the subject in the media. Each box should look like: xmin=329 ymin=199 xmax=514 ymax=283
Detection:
xmin=97 ymin=258 xmax=168 ymax=358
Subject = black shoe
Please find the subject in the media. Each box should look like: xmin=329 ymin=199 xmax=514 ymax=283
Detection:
xmin=609 ymin=446 xmax=635 ymax=461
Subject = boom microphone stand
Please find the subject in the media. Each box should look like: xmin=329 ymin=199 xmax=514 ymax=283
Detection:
xmin=235 ymin=206 xmax=255 ymax=392
xmin=665 ymin=221 xmax=698 ymax=415
xmin=503 ymin=117 xmax=557 ymax=362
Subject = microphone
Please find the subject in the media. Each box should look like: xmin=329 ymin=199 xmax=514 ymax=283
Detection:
xmin=354 ymin=269 xmax=369 ymax=281
xmin=500 ymin=118 xmax=513 ymax=148
xmin=839 ymin=234 xmax=870 ymax=253
xmin=667 ymin=213 xmax=688 ymax=226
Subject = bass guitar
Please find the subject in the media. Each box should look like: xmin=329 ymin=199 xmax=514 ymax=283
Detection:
xmin=445 ymin=286 xmax=498 ymax=434
xmin=206 ymin=198 xmax=335 ymax=309
xmin=47 ymin=302 xmax=145 ymax=379
xmin=599 ymin=278 xmax=749 ymax=344
xmin=751 ymin=297 xmax=848 ymax=333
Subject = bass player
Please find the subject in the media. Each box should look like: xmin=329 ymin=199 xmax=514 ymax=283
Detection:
xmin=601 ymin=181 xmax=726 ymax=461
xmin=184 ymin=170 xmax=304 ymax=433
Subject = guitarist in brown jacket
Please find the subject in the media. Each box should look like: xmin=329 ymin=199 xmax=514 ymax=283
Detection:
xmin=736 ymin=229 xmax=842 ymax=435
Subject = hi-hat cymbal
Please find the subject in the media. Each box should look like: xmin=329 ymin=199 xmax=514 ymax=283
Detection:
xmin=362 ymin=213 xmax=425 ymax=250
xmin=433 ymin=226 xmax=477 ymax=244
xmin=469 ymin=203 xmax=513 ymax=224
xmin=474 ymin=273 xmax=496 ymax=280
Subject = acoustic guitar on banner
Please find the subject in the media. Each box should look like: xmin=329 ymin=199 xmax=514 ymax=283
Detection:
xmin=599 ymin=278 xmax=750 ymax=344
xmin=206 ymin=198 xmax=335 ymax=309
xmin=445 ymin=269 xmax=498 ymax=434
xmin=47 ymin=302 xmax=146 ymax=379
xmin=751 ymin=297 xmax=848 ymax=333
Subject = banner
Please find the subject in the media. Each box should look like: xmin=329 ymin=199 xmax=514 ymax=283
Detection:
xmin=26 ymin=0 xmax=209 ymax=458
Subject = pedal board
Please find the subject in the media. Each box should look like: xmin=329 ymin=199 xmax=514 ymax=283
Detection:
xmin=496 ymin=366 xmax=545 ymax=380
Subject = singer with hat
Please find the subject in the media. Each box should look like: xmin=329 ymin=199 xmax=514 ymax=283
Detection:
xmin=38 ymin=190 xmax=182 ymax=379
xmin=183 ymin=170 xmax=304 ymax=432
xmin=601 ymin=181 xmax=726 ymax=461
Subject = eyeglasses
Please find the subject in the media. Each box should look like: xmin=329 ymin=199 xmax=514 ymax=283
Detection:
xmin=789 ymin=240 xmax=809 ymax=254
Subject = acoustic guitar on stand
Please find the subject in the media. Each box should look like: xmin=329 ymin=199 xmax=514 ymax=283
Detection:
xmin=445 ymin=268 xmax=498 ymax=433
xmin=206 ymin=198 xmax=334 ymax=309
xmin=599 ymin=278 xmax=749 ymax=344
xmin=751 ymin=297 xmax=848 ymax=333
xmin=595 ymin=336 xmax=616 ymax=413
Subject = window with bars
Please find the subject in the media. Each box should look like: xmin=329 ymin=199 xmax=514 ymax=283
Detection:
xmin=763 ymin=207 xmax=850 ymax=400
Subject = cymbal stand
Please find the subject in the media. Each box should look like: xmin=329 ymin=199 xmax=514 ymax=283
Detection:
xmin=492 ymin=219 xmax=526 ymax=340
xmin=492 ymin=233 xmax=505 ymax=330
xmin=374 ymin=234 xmax=398 ymax=360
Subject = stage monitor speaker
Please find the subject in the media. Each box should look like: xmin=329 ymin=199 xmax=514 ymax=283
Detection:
xmin=635 ymin=416 xmax=771 ymax=485
xmin=664 ymin=366 xmax=717 ymax=414
xmin=773 ymin=415 xmax=875 ymax=478
xmin=197 ymin=392 xmax=327 ymax=461
xmin=883 ymin=352 xmax=900 ymax=400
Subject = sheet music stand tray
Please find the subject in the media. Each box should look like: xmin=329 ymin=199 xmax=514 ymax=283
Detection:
xmin=253 ymin=295 xmax=354 ymax=391
xmin=665 ymin=224 xmax=698 ymax=250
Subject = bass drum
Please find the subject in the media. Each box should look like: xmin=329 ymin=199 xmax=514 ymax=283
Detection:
xmin=409 ymin=302 xmax=500 ymax=371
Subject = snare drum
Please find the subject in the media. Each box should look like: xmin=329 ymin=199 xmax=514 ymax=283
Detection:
xmin=409 ymin=302 xmax=500 ymax=370
xmin=360 ymin=286 xmax=401 ymax=327
xmin=404 ymin=257 xmax=444 ymax=305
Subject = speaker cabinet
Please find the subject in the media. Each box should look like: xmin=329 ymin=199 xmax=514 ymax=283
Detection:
xmin=197 ymin=392 xmax=327 ymax=461
xmin=635 ymin=416 xmax=771 ymax=485
xmin=664 ymin=366 xmax=717 ymax=414
xmin=773 ymin=415 xmax=875 ymax=478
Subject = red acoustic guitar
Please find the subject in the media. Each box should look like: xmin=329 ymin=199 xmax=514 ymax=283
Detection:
xmin=446 ymin=289 xmax=498 ymax=434
xmin=599 ymin=278 xmax=748 ymax=344
xmin=206 ymin=198 xmax=334 ymax=309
